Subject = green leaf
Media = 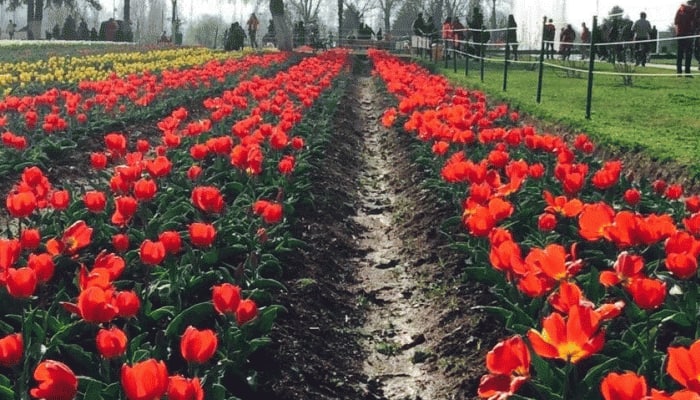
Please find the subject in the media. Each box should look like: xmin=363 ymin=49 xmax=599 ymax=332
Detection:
xmin=165 ymin=302 xmax=214 ymax=338
xmin=146 ymin=306 xmax=176 ymax=321
xmin=256 ymin=305 xmax=286 ymax=333
xmin=0 ymin=385 xmax=14 ymax=400
xmin=257 ymin=260 xmax=283 ymax=279
xmin=210 ymin=383 xmax=227 ymax=399
xmin=473 ymin=305 xmax=513 ymax=325
xmin=660 ymin=311 xmax=693 ymax=328
xmin=78 ymin=376 xmax=106 ymax=400
xmin=202 ymin=249 xmax=219 ymax=265
xmin=59 ymin=344 xmax=95 ymax=370
xmin=277 ymin=237 xmax=305 ymax=250
xmin=580 ymin=356 xmax=619 ymax=389
xmin=248 ymin=337 xmax=272 ymax=353
xmin=248 ymin=277 xmax=286 ymax=291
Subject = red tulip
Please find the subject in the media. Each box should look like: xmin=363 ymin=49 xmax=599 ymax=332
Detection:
xmin=105 ymin=132 xmax=127 ymax=158
xmin=90 ymin=152 xmax=108 ymax=169
xmin=112 ymin=233 xmax=130 ymax=252
xmin=139 ymin=240 xmax=166 ymax=266
xmin=49 ymin=190 xmax=70 ymax=210
xmin=278 ymin=155 xmax=295 ymax=175
xmin=133 ymin=178 xmax=157 ymax=201
xmin=188 ymin=223 xmax=216 ymax=247
xmin=478 ymin=336 xmax=530 ymax=399
xmin=75 ymin=286 xmax=118 ymax=323
xmin=291 ymin=136 xmax=304 ymax=150
xmin=20 ymin=228 xmax=41 ymax=250
xmin=6 ymin=190 xmax=37 ymax=218
xmin=0 ymin=333 xmax=23 ymax=367
xmin=96 ymin=326 xmax=127 ymax=359
xmin=158 ymin=231 xmax=182 ymax=254
xmin=666 ymin=339 xmax=700 ymax=393
xmin=189 ymin=144 xmax=209 ymax=160
xmin=115 ymin=291 xmax=141 ymax=318
xmin=6 ymin=267 xmax=37 ymax=298
xmin=236 ymin=299 xmax=258 ymax=325
xmin=111 ymin=196 xmax=138 ymax=226
xmin=527 ymin=305 xmax=604 ymax=364
xmin=180 ymin=326 xmax=218 ymax=364
xmin=187 ymin=165 xmax=202 ymax=181
xmin=167 ymin=376 xmax=204 ymax=400
xmin=121 ymin=359 xmax=169 ymax=400
xmin=27 ymin=253 xmax=55 ymax=284
xmin=136 ymin=139 xmax=150 ymax=153
xmin=626 ymin=277 xmax=666 ymax=310
xmin=0 ymin=238 xmax=21 ymax=270
xmin=262 ymin=202 xmax=283 ymax=224
xmin=46 ymin=220 xmax=93 ymax=256
xmin=83 ymin=191 xmax=107 ymax=213
xmin=145 ymin=156 xmax=172 ymax=178
xmin=191 ymin=186 xmax=224 ymax=214
xmin=600 ymin=371 xmax=648 ymax=400
xmin=537 ymin=213 xmax=557 ymax=232
xmin=623 ymin=189 xmax=641 ymax=206
xmin=30 ymin=360 xmax=78 ymax=400
xmin=212 ymin=283 xmax=241 ymax=316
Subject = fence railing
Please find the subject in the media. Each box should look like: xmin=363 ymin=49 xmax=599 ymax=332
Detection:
xmin=409 ymin=16 xmax=700 ymax=119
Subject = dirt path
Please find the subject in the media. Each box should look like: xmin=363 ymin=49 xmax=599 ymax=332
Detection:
xmin=256 ymin=57 xmax=497 ymax=400
xmin=351 ymin=75 xmax=452 ymax=399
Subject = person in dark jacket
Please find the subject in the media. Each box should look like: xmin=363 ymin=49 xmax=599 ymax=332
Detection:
xmin=506 ymin=14 xmax=518 ymax=60
xmin=544 ymin=18 xmax=555 ymax=59
xmin=675 ymin=2 xmax=696 ymax=76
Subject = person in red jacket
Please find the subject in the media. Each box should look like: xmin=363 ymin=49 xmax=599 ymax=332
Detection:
xmin=675 ymin=2 xmax=697 ymax=76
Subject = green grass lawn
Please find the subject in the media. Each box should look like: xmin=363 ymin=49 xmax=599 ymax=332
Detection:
xmin=432 ymin=55 xmax=700 ymax=177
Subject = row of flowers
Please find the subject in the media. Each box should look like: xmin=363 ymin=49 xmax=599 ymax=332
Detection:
xmin=0 ymin=51 xmax=294 ymax=184
xmin=0 ymin=48 xmax=350 ymax=399
xmin=369 ymin=48 xmax=700 ymax=399
xmin=0 ymin=46 xmax=256 ymax=95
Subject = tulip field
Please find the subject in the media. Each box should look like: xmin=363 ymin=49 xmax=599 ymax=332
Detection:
xmin=0 ymin=42 xmax=699 ymax=400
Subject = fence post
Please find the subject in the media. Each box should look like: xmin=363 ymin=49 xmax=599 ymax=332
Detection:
xmin=444 ymin=37 xmax=449 ymax=68
xmin=585 ymin=15 xmax=598 ymax=119
xmin=480 ymin=26 xmax=485 ymax=82
xmin=536 ymin=16 xmax=547 ymax=103
xmin=503 ymin=24 xmax=510 ymax=91
xmin=465 ymin=30 xmax=470 ymax=76
xmin=453 ymin=37 xmax=457 ymax=72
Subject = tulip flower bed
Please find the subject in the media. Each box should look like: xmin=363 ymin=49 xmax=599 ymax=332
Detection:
xmin=369 ymin=48 xmax=700 ymax=400
xmin=0 ymin=47 xmax=255 ymax=95
xmin=0 ymin=51 xmax=295 ymax=181
xmin=0 ymin=48 xmax=350 ymax=399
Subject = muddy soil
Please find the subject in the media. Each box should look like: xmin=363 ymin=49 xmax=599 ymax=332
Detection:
xmin=255 ymin=57 xmax=498 ymax=399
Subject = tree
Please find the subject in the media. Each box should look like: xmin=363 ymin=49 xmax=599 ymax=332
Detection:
xmin=390 ymin=0 xmax=420 ymax=37
xmin=287 ymin=0 xmax=321 ymax=24
xmin=270 ymin=0 xmax=292 ymax=50
xmin=341 ymin=3 xmax=360 ymax=38
xmin=185 ymin=14 xmax=227 ymax=48
xmin=377 ymin=0 xmax=402 ymax=36
xmin=10 ymin=0 xmax=101 ymax=40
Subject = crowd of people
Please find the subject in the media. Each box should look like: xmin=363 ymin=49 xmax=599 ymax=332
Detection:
xmin=409 ymin=2 xmax=700 ymax=75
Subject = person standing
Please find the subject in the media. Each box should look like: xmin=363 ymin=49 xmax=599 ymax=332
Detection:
xmin=411 ymin=12 xmax=426 ymax=54
xmin=675 ymin=2 xmax=696 ymax=76
xmin=580 ymin=22 xmax=590 ymax=60
xmin=560 ymin=24 xmax=575 ymax=60
xmin=247 ymin=13 xmax=259 ymax=49
xmin=6 ymin=20 xmax=15 ymax=39
xmin=631 ymin=12 xmax=652 ymax=66
xmin=544 ymin=18 xmax=556 ymax=59
xmin=507 ymin=14 xmax=518 ymax=60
